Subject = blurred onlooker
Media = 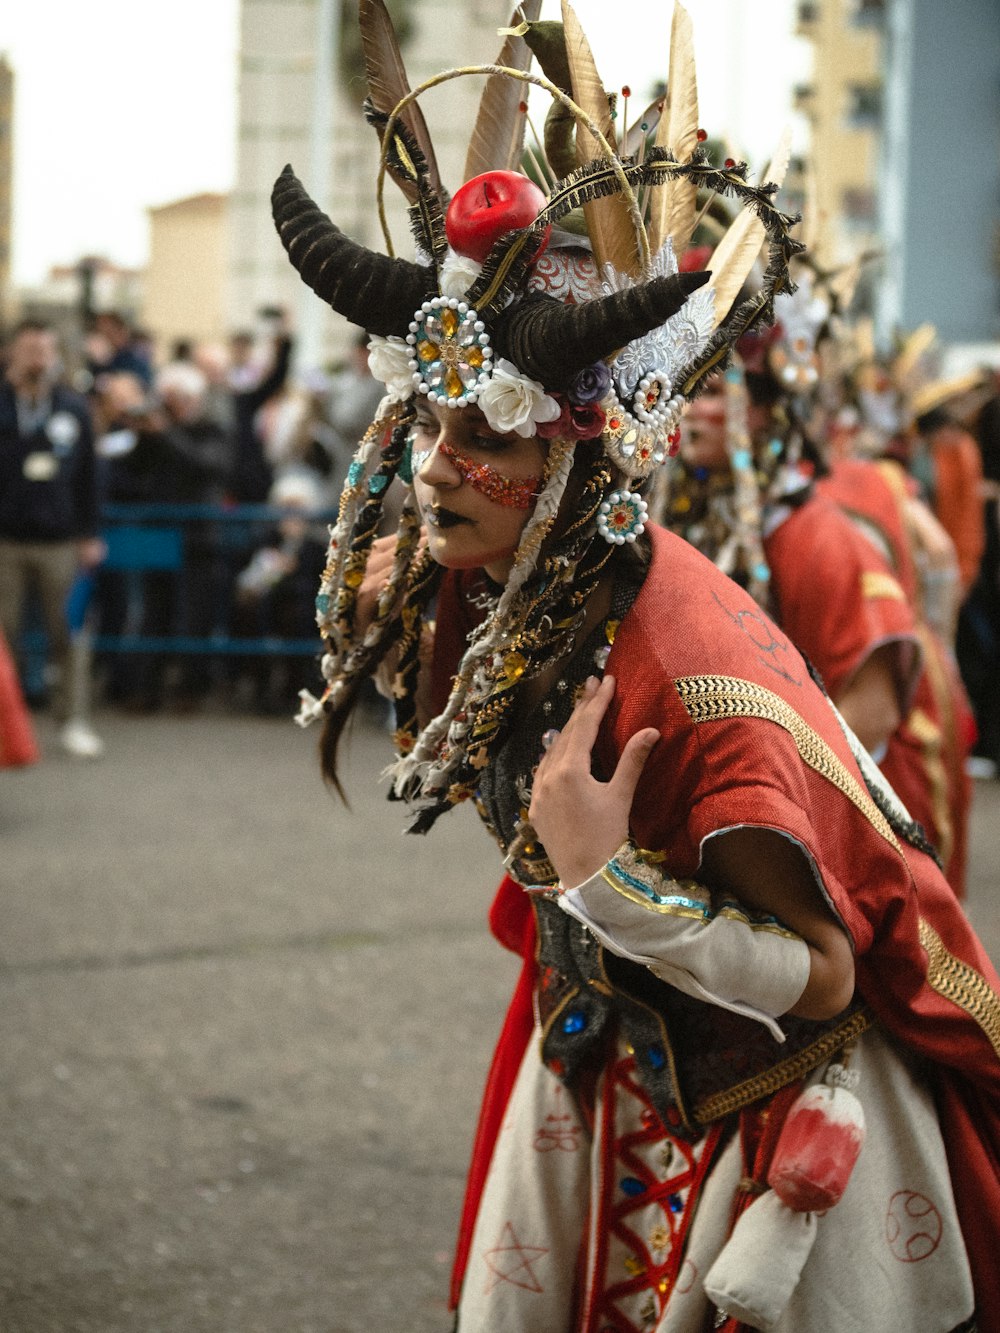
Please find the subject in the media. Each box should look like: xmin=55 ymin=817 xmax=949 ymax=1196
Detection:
xmin=0 ymin=320 xmax=105 ymax=757
xmin=104 ymin=362 xmax=233 ymax=711
xmin=85 ymin=310 xmax=153 ymax=390
xmin=910 ymin=404 xmax=985 ymax=599
xmin=230 ymin=470 xmax=326 ymax=712
xmin=227 ymin=308 xmax=293 ymax=503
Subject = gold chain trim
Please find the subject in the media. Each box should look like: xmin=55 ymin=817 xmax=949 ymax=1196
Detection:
xmin=693 ymin=1008 xmax=872 ymax=1123
xmin=919 ymin=918 xmax=1000 ymax=1059
xmin=861 ymin=569 xmax=907 ymax=601
xmin=906 ymin=706 xmax=953 ymax=867
xmin=674 ymin=675 xmax=900 ymax=850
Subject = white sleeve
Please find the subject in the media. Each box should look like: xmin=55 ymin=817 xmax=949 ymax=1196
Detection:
xmin=556 ymin=842 xmax=811 ymax=1042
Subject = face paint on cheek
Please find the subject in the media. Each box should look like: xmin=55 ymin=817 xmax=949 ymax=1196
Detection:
xmin=437 ymin=438 xmax=543 ymax=510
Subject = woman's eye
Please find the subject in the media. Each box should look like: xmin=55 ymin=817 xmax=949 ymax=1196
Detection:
xmin=472 ymin=434 xmax=509 ymax=452
xmin=411 ymin=418 xmax=438 ymax=441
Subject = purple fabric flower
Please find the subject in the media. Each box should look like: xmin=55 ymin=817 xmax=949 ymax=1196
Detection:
xmin=568 ymin=362 xmax=611 ymax=405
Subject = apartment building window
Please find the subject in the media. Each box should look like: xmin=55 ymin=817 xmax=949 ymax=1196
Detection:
xmin=852 ymin=0 xmax=886 ymax=27
xmin=842 ymin=186 xmax=877 ymax=229
xmin=846 ymin=83 xmax=882 ymax=128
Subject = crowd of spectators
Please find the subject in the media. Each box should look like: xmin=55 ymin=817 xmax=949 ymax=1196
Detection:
xmin=0 ymin=308 xmax=385 ymax=754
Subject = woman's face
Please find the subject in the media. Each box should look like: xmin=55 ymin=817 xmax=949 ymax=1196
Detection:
xmin=411 ymin=398 xmax=548 ymax=582
xmin=679 ymin=378 xmax=729 ymax=472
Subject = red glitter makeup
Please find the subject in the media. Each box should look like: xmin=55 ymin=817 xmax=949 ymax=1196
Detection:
xmin=437 ymin=438 xmax=542 ymax=509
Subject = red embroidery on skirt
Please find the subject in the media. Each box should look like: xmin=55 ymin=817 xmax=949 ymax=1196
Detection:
xmin=886 ymin=1190 xmax=943 ymax=1262
xmin=534 ymin=1082 xmax=583 ymax=1152
xmin=483 ymin=1221 xmax=549 ymax=1293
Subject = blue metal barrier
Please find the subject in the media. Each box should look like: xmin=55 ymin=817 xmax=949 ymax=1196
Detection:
xmin=92 ymin=503 xmax=336 ymax=658
xmin=19 ymin=505 xmax=335 ymax=678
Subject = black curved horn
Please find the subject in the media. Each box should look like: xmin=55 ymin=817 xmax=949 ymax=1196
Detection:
xmin=490 ymin=271 xmax=711 ymax=389
xmin=271 ymin=166 xmax=436 ymax=337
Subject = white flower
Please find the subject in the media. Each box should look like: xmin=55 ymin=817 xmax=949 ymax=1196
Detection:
xmin=477 ymin=359 xmax=561 ymax=437
xmin=367 ymin=335 xmax=415 ymax=402
xmin=438 ymin=248 xmax=483 ymax=298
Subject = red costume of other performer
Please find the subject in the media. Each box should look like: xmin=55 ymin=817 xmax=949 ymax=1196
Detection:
xmin=819 ymin=456 xmax=974 ymax=896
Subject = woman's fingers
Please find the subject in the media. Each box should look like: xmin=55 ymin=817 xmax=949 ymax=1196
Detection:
xmin=608 ymin=727 xmax=660 ymax=804
xmin=559 ymin=674 xmax=616 ymax=755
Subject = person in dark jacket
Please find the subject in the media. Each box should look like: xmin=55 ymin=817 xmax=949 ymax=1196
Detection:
xmin=0 ymin=320 xmax=105 ymax=757
xmin=109 ymin=361 xmax=234 ymax=711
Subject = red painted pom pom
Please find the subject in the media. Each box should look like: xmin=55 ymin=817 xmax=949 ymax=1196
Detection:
xmin=696 ymin=127 xmax=708 ymax=142
xmin=518 ymin=101 xmax=528 ymax=113
xmin=621 ymin=84 xmax=631 ymax=98
xmin=724 ymin=157 xmax=736 ymax=168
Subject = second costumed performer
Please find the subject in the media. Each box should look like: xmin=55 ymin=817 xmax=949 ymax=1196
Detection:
xmin=274 ymin=3 xmax=1000 ymax=1329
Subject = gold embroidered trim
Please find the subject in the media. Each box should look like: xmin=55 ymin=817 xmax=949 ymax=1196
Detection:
xmin=600 ymin=847 xmax=801 ymax=940
xmin=693 ymin=1008 xmax=872 ymax=1123
xmin=919 ymin=918 xmax=1000 ymax=1059
xmin=674 ymin=675 xmax=900 ymax=851
xmin=861 ymin=569 xmax=907 ymax=601
xmin=906 ymin=706 xmax=953 ymax=866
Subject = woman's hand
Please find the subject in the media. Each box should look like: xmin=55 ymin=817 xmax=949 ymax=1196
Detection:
xmin=528 ymin=674 xmax=659 ymax=888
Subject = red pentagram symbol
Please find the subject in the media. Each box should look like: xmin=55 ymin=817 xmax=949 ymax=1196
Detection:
xmin=885 ymin=1190 xmax=942 ymax=1262
xmin=483 ymin=1221 xmax=549 ymax=1293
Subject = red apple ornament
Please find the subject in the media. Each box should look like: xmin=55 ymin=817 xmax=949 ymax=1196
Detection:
xmin=446 ymin=171 xmax=550 ymax=264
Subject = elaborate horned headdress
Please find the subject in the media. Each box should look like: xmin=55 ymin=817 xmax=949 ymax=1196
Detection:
xmin=274 ymin=0 xmax=803 ymax=830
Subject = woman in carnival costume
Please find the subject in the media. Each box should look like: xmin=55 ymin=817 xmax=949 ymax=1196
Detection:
xmin=274 ymin=3 xmax=1000 ymax=1327
xmin=657 ymin=273 xmax=975 ymax=901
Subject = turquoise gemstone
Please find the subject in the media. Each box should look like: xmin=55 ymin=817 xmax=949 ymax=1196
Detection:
xmin=315 ymin=593 xmax=330 ymax=615
xmin=348 ymin=461 xmax=364 ymax=485
xmin=368 ymin=474 xmax=388 ymax=494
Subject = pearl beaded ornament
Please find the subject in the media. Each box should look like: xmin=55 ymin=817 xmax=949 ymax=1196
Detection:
xmin=597 ymin=491 xmax=648 ymax=544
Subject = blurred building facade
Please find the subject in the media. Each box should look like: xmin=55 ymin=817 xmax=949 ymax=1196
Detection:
xmin=794 ymin=0 xmax=882 ymax=272
xmin=795 ymin=0 xmax=999 ymax=352
xmin=142 ymin=193 xmax=230 ymax=355
xmin=228 ymin=0 xmax=511 ymax=372
xmin=877 ymin=0 xmax=999 ymax=349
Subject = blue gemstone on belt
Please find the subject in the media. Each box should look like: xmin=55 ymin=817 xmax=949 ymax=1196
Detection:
xmin=621 ymin=1176 xmax=646 ymax=1197
xmin=647 ymin=1044 xmax=666 ymax=1071
xmin=562 ymin=1009 xmax=587 ymax=1035
xmin=668 ymin=1192 xmax=684 ymax=1212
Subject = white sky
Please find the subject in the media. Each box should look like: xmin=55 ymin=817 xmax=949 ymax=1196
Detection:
xmin=0 ymin=0 xmax=809 ymax=286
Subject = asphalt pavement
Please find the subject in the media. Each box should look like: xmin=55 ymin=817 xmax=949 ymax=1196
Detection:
xmin=2 ymin=706 xmax=999 ymax=1332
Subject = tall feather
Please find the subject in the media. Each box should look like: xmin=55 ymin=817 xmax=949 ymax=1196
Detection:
xmin=561 ymin=0 xmax=641 ymax=276
xmin=359 ymin=0 xmax=442 ymax=203
xmin=464 ymin=1 xmax=542 ymax=181
xmin=647 ymin=3 xmax=699 ymax=256
xmin=705 ymin=127 xmax=793 ymax=328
